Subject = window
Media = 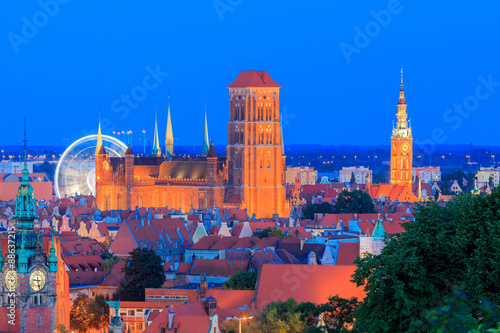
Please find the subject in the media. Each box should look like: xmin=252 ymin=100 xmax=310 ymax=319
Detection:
xmin=37 ymin=314 xmax=41 ymax=325
xmin=136 ymin=322 xmax=144 ymax=330
xmin=128 ymin=310 xmax=135 ymax=316
xmin=160 ymin=328 xmax=166 ymax=333
xmin=91 ymin=292 xmax=95 ymax=297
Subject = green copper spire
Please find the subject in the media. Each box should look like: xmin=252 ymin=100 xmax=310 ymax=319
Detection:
xmin=372 ymin=214 xmax=386 ymax=238
xmin=165 ymin=94 xmax=174 ymax=159
xmin=18 ymin=234 xmax=28 ymax=273
xmin=152 ymin=107 xmax=161 ymax=157
xmin=48 ymin=233 xmax=58 ymax=272
xmin=15 ymin=117 xmax=38 ymax=231
xmin=201 ymin=95 xmax=209 ymax=156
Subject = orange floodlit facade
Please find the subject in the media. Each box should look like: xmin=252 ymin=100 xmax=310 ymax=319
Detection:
xmin=95 ymin=71 xmax=289 ymax=218
xmin=390 ymin=68 xmax=413 ymax=186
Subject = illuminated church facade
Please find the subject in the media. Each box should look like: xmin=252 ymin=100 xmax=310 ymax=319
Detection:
xmin=95 ymin=71 xmax=290 ymax=218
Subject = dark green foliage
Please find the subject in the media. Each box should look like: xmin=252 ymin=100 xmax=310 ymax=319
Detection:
xmin=114 ymin=248 xmax=165 ymax=301
xmin=222 ymin=271 xmax=257 ymax=290
xmin=350 ymin=172 xmax=356 ymax=184
xmin=352 ymin=189 xmax=500 ymax=332
xmin=426 ymin=288 xmax=500 ymax=333
xmin=302 ymin=202 xmax=335 ymax=219
xmin=296 ymin=296 xmax=361 ymax=333
xmin=255 ymin=227 xmax=292 ymax=239
xmin=334 ymin=189 xmax=375 ymax=214
xmin=251 ymin=298 xmax=304 ymax=332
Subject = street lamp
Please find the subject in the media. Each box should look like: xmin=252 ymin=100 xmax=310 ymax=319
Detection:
xmin=142 ymin=130 xmax=146 ymax=153
xmin=226 ymin=316 xmax=254 ymax=333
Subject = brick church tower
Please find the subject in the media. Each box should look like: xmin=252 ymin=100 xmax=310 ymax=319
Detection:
xmin=227 ymin=71 xmax=288 ymax=218
xmin=390 ymin=68 xmax=413 ymax=186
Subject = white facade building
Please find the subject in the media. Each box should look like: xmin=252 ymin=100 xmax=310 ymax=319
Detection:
xmin=339 ymin=166 xmax=372 ymax=184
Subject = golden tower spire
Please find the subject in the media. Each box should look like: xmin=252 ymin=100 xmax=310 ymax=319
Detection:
xmin=95 ymin=108 xmax=103 ymax=155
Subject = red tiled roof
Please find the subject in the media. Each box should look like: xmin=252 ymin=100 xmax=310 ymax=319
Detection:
xmin=191 ymin=258 xmax=248 ymax=277
xmin=144 ymin=302 xmax=210 ymax=333
xmin=227 ymin=70 xmax=281 ymax=88
xmin=255 ymin=264 xmax=365 ymax=309
xmin=336 ymin=242 xmax=360 ymax=265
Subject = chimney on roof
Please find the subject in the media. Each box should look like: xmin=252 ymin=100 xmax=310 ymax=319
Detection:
xmin=219 ymin=249 xmax=225 ymax=260
xmin=300 ymin=239 xmax=305 ymax=251
xmin=353 ymin=213 xmax=358 ymax=220
xmin=168 ymin=310 xmax=175 ymax=330
xmin=384 ymin=212 xmax=389 ymax=220
xmin=314 ymin=213 xmax=323 ymax=223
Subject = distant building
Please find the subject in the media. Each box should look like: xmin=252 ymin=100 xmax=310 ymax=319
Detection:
xmin=0 ymin=161 xmax=33 ymax=173
xmin=286 ymin=166 xmax=317 ymax=185
xmin=339 ymin=166 xmax=372 ymax=184
xmin=476 ymin=167 xmax=500 ymax=188
xmin=413 ymin=166 xmax=441 ymax=183
xmin=0 ymin=172 xmax=52 ymax=201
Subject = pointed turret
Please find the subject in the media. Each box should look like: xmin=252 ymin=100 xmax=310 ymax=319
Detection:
xmin=152 ymin=107 xmax=161 ymax=157
xmin=165 ymin=94 xmax=174 ymax=159
xmin=372 ymin=214 xmax=386 ymax=238
xmin=201 ymin=96 xmax=210 ymax=156
xmin=96 ymin=111 xmax=103 ymax=155
xmin=48 ymin=233 xmax=58 ymax=272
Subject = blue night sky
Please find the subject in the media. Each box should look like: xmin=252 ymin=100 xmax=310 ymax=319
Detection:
xmin=1 ymin=0 xmax=500 ymax=148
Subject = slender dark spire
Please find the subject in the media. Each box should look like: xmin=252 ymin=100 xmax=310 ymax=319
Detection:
xmin=23 ymin=116 xmax=27 ymax=164
xmin=201 ymin=94 xmax=210 ymax=156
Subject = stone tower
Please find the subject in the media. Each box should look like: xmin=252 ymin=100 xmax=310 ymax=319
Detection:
xmin=227 ymin=70 xmax=288 ymax=218
xmin=390 ymin=68 xmax=413 ymax=186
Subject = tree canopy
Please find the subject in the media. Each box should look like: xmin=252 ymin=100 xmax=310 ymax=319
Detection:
xmin=222 ymin=271 xmax=257 ymax=290
xmin=352 ymin=189 xmax=500 ymax=332
xmin=113 ymin=248 xmax=165 ymax=301
xmin=255 ymin=227 xmax=293 ymax=239
xmin=334 ymin=189 xmax=375 ymax=214
xmin=302 ymin=202 xmax=335 ymax=219
xmin=70 ymin=294 xmax=109 ymax=332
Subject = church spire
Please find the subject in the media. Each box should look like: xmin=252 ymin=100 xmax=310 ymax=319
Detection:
xmin=393 ymin=67 xmax=411 ymax=138
xmin=152 ymin=107 xmax=161 ymax=157
xmin=95 ymin=109 xmax=103 ymax=155
xmin=165 ymin=93 xmax=174 ymax=159
xmin=201 ymin=95 xmax=210 ymax=156
xmin=15 ymin=118 xmax=38 ymax=228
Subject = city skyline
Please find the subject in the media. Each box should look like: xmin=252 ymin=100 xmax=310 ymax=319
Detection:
xmin=2 ymin=1 xmax=500 ymax=147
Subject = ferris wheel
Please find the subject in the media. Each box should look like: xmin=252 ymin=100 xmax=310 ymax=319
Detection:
xmin=54 ymin=135 xmax=127 ymax=198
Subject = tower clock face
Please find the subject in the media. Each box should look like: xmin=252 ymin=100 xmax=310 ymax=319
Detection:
xmin=401 ymin=143 xmax=409 ymax=152
xmin=4 ymin=270 xmax=17 ymax=291
xmin=29 ymin=269 xmax=46 ymax=292
xmin=103 ymin=161 xmax=110 ymax=172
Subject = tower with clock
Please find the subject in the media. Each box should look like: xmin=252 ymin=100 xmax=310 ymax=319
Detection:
xmin=0 ymin=121 xmax=68 ymax=333
xmin=390 ymin=68 xmax=413 ymax=186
